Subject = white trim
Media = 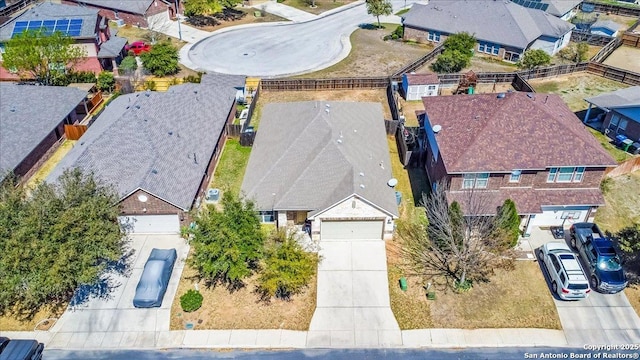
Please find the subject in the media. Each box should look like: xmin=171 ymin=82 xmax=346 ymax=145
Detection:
xmin=120 ymin=187 xmax=188 ymax=211
xmin=308 ymin=193 xmax=398 ymax=220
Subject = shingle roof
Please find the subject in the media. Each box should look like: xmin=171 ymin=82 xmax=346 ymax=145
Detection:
xmin=68 ymin=0 xmax=155 ymax=15
xmin=585 ymin=86 xmax=640 ymax=109
xmin=97 ymin=35 xmax=127 ymax=58
xmin=47 ymin=74 xmax=244 ymax=210
xmin=405 ymin=73 xmax=439 ymax=86
xmin=241 ymin=101 xmax=399 ymax=218
xmin=0 ymin=2 xmax=98 ymax=41
xmin=402 ymin=0 xmax=574 ymax=50
xmin=0 ymin=83 xmax=88 ymax=177
xmin=544 ymin=0 xmax=582 ymax=17
xmin=448 ymin=187 xmax=605 ymax=215
xmin=421 ymin=92 xmax=616 ymax=173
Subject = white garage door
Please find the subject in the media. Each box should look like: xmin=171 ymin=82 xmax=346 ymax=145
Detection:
xmin=321 ymin=220 xmax=383 ymax=240
xmin=527 ymin=206 xmax=590 ymax=228
xmin=119 ymin=215 xmax=180 ymax=234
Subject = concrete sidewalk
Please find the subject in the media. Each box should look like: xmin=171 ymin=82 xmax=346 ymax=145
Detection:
xmin=148 ymin=12 xmax=210 ymax=44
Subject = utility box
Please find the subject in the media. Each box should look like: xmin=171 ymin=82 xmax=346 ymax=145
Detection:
xmin=399 ymin=277 xmax=407 ymax=291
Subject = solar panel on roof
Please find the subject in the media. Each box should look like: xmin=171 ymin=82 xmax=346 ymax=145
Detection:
xmin=11 ymin=18 xmax=84 ymax=38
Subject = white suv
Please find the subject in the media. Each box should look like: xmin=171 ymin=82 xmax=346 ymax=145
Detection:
xmin=538 ymin=242 xmax=591 ymax=300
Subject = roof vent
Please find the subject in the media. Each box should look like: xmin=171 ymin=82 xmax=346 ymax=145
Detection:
xmin=379 ymin=161 xmax=384 ymax=170
xmin=168 ymin=131 xmax=173 ymax=136
xmin=194 ymin=90 xmax=198 ymax=94
xmin=135 ymin=105 xmax=140 ymax=109
xmin=337 ymin=139 xmax=343 ymax=144
xmin=353 ymin=129 xmax=357 ymax=133
xmin=387 ymin=178 xmax=398 ymax=187
xmin=145 ymin=89 xmax=151 ymax=97
xmin=497 ymin=93 xmax=506 ymax=99
xmin=432 ymin=125 xmax=442 ymax=133
xmin=527 ymin=92 xmax=534 ymax=99
xmin=326 ymin=104 xmax=330 ymax=108
xmin=474 ymin=115 xmax=480 ymax=120
xmin=359 ymin=172 xmax=365 ymax=177
xmin=9 ymin=106 xmax=16 ymax=112
xmin=360 ymin=184 xmax=365 ymax=189
xmin=151 ymin=169 xmax=158 ymax=174
xmin=325 ymin=108 xmax=330 ymax=114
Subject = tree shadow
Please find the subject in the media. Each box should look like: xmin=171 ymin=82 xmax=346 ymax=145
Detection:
xmin=358 ymin=23 xmax=381 ymax=30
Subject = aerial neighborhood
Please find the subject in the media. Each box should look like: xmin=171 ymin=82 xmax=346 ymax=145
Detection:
xmin=1 ymin=0 xmax=640 ymax=357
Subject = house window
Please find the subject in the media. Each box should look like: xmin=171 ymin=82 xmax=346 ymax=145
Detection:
xmin=547 ymin=167 xmax=585 ymax=183
xmin=427 ymin=85 xmax=436 ymax=90
xmin=509 ymin=170 xmax=521 ymax=183
xmin=462 ymin=173 xmax=489 ymax=189
xmin=479 ymin=42 xmax=500 ymax=55
xmin=428 ymin=31 xmax=441 ymax=42
xmin=258 ymin=211 xmax=274 ymax=223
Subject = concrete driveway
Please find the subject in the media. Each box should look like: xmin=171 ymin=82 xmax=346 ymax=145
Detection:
xmin=182 ymin=0 xmax=411 ymax=77
xmin=308 ymin=238 xmax=400 ymax=348
xmin=530 ymin=227 xmax=640 ymax=346
xmin=48 ymin=234 xmax=189 ymax=349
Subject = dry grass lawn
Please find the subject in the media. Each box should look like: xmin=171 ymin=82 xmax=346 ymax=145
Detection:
xmin=252 ymin=89 xmax=392 ymax=129
xmin=298 ymin=24 xmax=433 ymax=78
xmin=0 ymin=306 xmax=63 ymax=331
xmin=604 ymin=46 xmax=640 ymax=74
xmin=187 ymin=8 xmax=288 ymax=32
xmin=417 ymin=54 xmax=518 ymax=74
xmin=279 ymin=0 xmax=357 ymax=15
xmin=527 ymin=72 xmax=628 ymax=112
xmin=170 ymin=261 xmax=316 ymax=330
xmin=25 ymin=140 xmax=76 ymax=188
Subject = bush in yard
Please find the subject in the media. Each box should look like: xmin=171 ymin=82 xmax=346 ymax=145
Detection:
xmin=442 ymin=32 xmax=475 ymax=56
xmin=615 ymin=225 xmax=640 ymax=284
xmin=558 ymin=42 xmax=589 ymax=63
xmin=97 ymin=71 xmax=115 ymax=92
xmin=257 ymin=229 xmax=317 ymax=300
xmin=518 ymin=49 xmax=551 ymax=69
xmin=431 ymin=49 xmax=470 ymax=73
xmin=494 ymin=199 xmax=521 ymax=247
xmin=180 ymin=290 xmax=203 ymax=312
xmin=119 ymin=55 xmax=138 ymax=74
xmin=144 ymin=80 xmax=157 ymax=91
xmin=140 ymin=41 xmax=180 ymax=77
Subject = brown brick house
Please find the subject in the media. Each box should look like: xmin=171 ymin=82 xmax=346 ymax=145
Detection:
xmin=0 ymin=83 xmax=89 ymax=182
xmin=419 ymin=91 xmax=617 ymax=235
xmin=62 ymin=0 xmax=175 ymax=27
xmin=48 ymin=74 xmax=245 ymax=234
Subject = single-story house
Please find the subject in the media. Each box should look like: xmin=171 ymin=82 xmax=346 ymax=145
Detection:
xmin=48 ymin=74 xmax=245 ymax=234
xmin=0 ymin=83 xmax=89 ymax=181
xmin=0 ymin=2 xmax=128 ymax=79
xmin=419 ymin=91 xmax=616 ymax=235
xmin=511 ymin=0 xmax=582 ymax=20
xmin=584 ymin=86 xmax=640 ymax=142
xmin=241 ymin=101 xmax=399 ymax=241
xmin=402 ymin=0 xmax=575 ymax=62
xmin=62 ymin=0 xmax=176 ymax=27
xmin=590 ymin=19 xmax=624 ymax=37
xmin=402 ymin=72 xmax=440 ymax=100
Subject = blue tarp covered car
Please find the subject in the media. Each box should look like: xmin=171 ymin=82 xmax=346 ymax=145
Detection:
xmin=133 ymin=248 xmax=177 ymax=308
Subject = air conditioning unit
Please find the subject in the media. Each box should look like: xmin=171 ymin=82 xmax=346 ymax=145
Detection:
xmin=115 ymin=19 xmax=125 ymax=27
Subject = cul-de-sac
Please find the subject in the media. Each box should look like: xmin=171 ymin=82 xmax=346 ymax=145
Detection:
xmin=0 ymin=0 xmax=639 ymax=358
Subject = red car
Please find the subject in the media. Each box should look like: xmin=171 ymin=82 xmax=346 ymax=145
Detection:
xmin=125 ymin=41 xmax=151 ymax=55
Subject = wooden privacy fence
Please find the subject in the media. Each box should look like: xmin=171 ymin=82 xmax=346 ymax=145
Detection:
xmin=622 ymin=32 xmax=640 ymax=48
xmin=392 ymin=43 xmax=445 ymax=78
xmin=586 ymin=62 xmax=640 ymax=85
xmin=226 ymin=124 xmax=243 ymax=137
xmin=517 ymin=63 xmax=590 ymax=80
xmin=385 ymin=119 xmax=399 ymax=135
xmin=260 ymin=77 xmax=389 ymax=91
xmin=64 ymin=124 xmax=88 ymax=140
xmin=243 ymin=85 xmax=261 ymax=131
xmin=512 ymin=73 xmax=536 ymax=92
xmin=571 ymin=30 xmax=615 ymax=46
xmin=387 ymin=85 xmax=400 ymax=120
xmin=606 ymin=157 xmax=640 ymax=178
xmin=583 ymin=1 xmax=640 ymax=17
xmin=591 ymin=37 xmax=622 ymax=63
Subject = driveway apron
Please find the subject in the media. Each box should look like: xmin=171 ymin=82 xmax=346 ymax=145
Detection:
xmin=308 ymin=238 xmax=400 ymax=347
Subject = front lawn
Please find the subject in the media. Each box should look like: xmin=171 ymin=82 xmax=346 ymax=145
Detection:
xmin=279 ymin=0 xmax=357 ymax=15
xmin=207 ymin=138 xmax=251 ymax=196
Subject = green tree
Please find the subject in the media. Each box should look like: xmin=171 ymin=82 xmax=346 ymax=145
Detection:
xmin=189 ymin=191 xmax=264 ymax=288
xmin=443 ymin=32 xmax=476 ymax=56
xmin=366 ymin=0 xmax=393 ymax=29
xmin=140 ymin=41 xmax=180 ymax=77
xmin=119 ymin=55 xmax=138 ymax=74
xmin=430 ymin=49 xmax=470 ymax=73
xmin=97 ymin=71 xmax=116 ymax=92
xmin=576 ymin=42 xmax=589 ymax=62
xmin=257 ymin=229 xmax=317 ymax=300
xmin=2 ymin=29 xmax=87 ymax=85
xmin=494 ymin=199 xmax=520 ymax=247
xmin=615 ymin=225 xmax=640 ymax=284
xmin=184 ymin=0 xmax=222 ymax=16
xmin=518 ymin=49 xmax=551 ymax=69
xmin=0 ymin=169 xmax=126 ymax=319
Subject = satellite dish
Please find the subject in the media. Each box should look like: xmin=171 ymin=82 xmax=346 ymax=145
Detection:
xmin=387 ymin=178 xmax=398 ymax=187
xmin=432 ymin=125 xmax=442 ymax=133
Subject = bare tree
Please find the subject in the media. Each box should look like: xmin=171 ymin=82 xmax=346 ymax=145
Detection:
xmin=397 ymin=181 xmax=515 ymax=289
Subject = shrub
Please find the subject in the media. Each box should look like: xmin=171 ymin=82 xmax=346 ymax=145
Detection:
xmin=518 ymin=49 xmax=551 ymax=69
xmin=180 ymin=289 xmax=203 ymax=312
xmin=494 ymin=199 xmax=521 ymax=248
xmin=119 ymin=55 xmax=138 ymax=74
xmin=140 ymin=41 xmax=180 ymax=77
xmin=144 ymin=80 xmax=157 ymax=91
xmin=184 ymin=72 xmax=204 ymax=83
xmin=97 ymin=71 xmax=115 ymax=92
xmin=393 ymin=25 xmax=404 ymax=38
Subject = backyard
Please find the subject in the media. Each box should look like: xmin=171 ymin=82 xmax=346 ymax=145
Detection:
xmin=298 ymin=23 xmax=433 ymax=78
xmin=417 ymin=54 xmax=518 ymax=74
xmin=603 ymin=46 xmax=640 ymax=74
xmin=207 ymin=138 xmax=252 ymax=196
xmin=25 ymin=140 xmax=76 ymax=188
xmin=279 ymin=0 xmax=357 ymax=15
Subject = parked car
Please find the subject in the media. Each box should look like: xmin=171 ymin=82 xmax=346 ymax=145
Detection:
xmin=133 ymin=248 xmax=177 ymax=308
xmin=538 ymin=242 xmax=591 ymax=300
xmin=125 ymin=41 xmax=151 ymax=55
xmin=0 ymin=339 xmax=44 ymax=360
xmin=570 ymin=222 xmax=628 ymax=294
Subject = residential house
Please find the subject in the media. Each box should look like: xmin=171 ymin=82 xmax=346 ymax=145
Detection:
xmin=0 ymin=83 xmax=89 ymax=181
xmin=241 ymin=101 xmax=399 ymax=241
xmin=419 ymin=92 xmax=616 ymax=235
xmin=590 ymin=20 xmax=624 ymax=37
xmin=0 ymin=2 xmax=127 ymax=80
xmin=48 ymin=74 xmax=245 ymax=233
xmin=62 ymin=0 xmax=176 ymax=27
xmin=402 ymin=72 xmax=440 ymax=101
xmin=584 ymin=86 xmax=640 ymax=142
xmin=402 ymin=0 xmax=575 ymax=62
xmin=511 ymin=0 xmax=582 ymax=20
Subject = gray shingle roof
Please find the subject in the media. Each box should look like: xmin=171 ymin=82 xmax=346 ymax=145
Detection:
xmin=97 ymin=35 xmax=127 ymax=58
xmin=585 ymin=86 xmax=640 ymax=109
xmin=47 ymin=74 xmax=244 ymax=210
xmin=241 ymin=101 xmax=399 ymax=218
xmin=0 ymin=83 xmax=88 ymax=176
xmin=402 ymin=0 xmax=574 ymax=50
xmin=544 ymin=0 xmax=582 ymax=17
xmin=68 ymin=0 xmax=155 ymax=15
xmin=0 ymin=2 xmax=99 ymax=41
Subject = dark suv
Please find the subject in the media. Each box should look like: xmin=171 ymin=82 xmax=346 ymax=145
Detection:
xmin=570 ymin=222 xmax=628 ymax=293
xmin=0 ymin=339 xmax=43 ymax=360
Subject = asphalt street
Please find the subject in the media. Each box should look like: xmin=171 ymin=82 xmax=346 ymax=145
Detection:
xmin=184 ymin=0 xmax=414 ymax=77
